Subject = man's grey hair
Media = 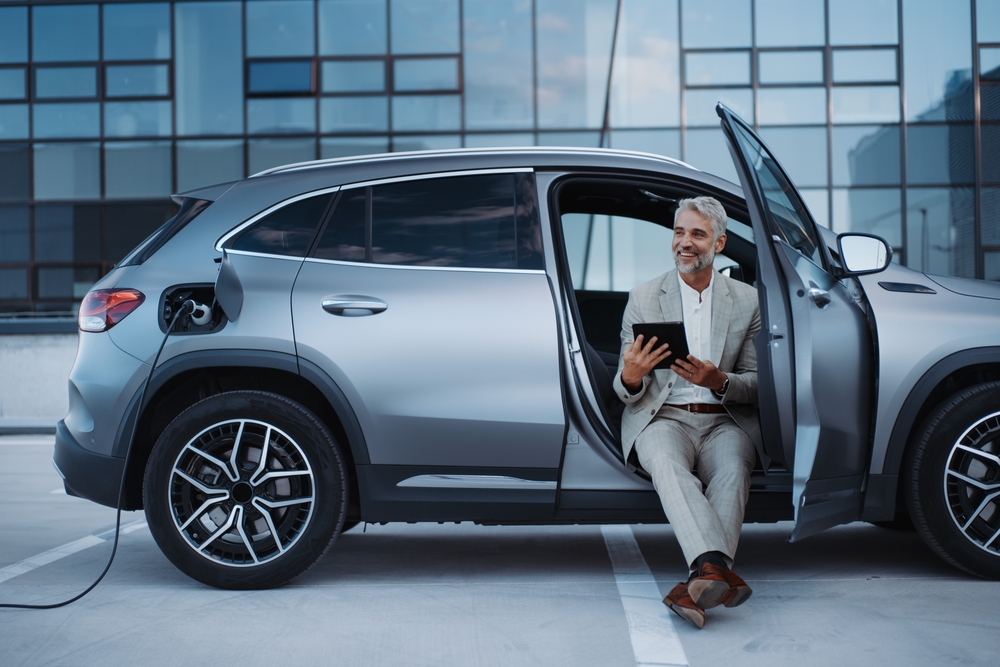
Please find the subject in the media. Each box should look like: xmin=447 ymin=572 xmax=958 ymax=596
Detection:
xmin=674 ymin=196 xmax=728 ymax=239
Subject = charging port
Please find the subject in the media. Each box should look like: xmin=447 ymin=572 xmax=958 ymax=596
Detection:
xmin=159 ymin=284 xmax=226 ymax=334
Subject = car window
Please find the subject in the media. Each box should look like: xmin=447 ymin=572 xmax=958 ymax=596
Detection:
xmin=562 ymin=213 xmax=744 ymax=291
xmin=731 ymin=122 xmax=824 ymax=265
xmin=230 ymin=192 xmax=334 ymax=257
xmin=314 ymin=189 xmax=366 ymax=262
xmin=370 ymin=173 xmax=542 ymax=269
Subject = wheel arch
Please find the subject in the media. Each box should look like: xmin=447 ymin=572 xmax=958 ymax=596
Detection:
xmin=863 ymin=347 xmax=1000 ymax=520
xmin=116 ymin=350 xmax=369 ymax=512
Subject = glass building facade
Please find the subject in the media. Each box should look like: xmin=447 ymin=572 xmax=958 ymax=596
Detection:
xmin=0 ymin=0 xmax=998 ymax=315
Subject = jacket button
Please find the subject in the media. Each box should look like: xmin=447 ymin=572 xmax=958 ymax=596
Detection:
xmin=668 ymin=382 xmax=672 ymax=388
xmin=650 ymin=409 xmax=655 ymax=415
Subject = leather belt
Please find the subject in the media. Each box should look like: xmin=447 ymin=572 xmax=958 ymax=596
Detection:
xmin=671 ymin=403 xmax=728 ymax=414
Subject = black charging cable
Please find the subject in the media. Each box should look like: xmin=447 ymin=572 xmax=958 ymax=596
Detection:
xmin=0 ymin=300 xmax=196 ymax=610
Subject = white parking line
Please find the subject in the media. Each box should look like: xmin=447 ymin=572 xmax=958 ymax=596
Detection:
xmin=0 ymin=521 xmax=147 ymax=584
xmin=601 ymin=525 xmax=688 ymax=667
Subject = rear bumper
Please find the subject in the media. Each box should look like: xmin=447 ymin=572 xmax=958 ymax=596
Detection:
xmin=53 ymin=419 xmax=124 ymax=509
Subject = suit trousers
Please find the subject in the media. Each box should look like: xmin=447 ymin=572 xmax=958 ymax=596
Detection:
xmin=634 ymin=405 xmax=756 ymax=570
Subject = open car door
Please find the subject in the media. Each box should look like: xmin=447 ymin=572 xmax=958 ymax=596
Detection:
xmin=718 ymin=104 xmax=875 ymax=541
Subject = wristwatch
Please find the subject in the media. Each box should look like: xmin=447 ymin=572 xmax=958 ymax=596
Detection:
xmin=714 ymin=375 xmax=730 ymax=398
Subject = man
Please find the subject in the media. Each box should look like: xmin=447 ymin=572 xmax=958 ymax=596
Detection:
xmin=612 ymin=196 xmax=765 ymax=629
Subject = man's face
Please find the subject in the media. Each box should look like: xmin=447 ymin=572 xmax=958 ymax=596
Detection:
xmin=672 ymin=208 xmax=727 ymax=274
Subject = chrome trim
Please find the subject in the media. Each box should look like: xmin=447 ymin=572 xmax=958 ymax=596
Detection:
xmin=396 ymin=474 xmax=557 ymax=490
xmin=303 ymin=256 xmax=545 ymax=274
xmin=51 ymin=458 xmax=66 ymax=480
xmin=339 ymin=167 xmax=533 ymax=191
xmin=215 ymin=185 xmax=342 ymax=250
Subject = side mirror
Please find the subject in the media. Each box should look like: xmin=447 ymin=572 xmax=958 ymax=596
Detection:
xmin=837 ymin=233 xmax=892 ymax=276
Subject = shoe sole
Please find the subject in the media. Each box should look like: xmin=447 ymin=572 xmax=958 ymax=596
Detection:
xmin=664 ymin=599 xmax=706 ymax=629
xmin=686 ymin=578 xmax=729 ymax=609
xmin=724 ymin=586 xmax=752 ymax=608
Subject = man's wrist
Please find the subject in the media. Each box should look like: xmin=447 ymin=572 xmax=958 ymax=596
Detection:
xmin=713 ymin=372 xmax=729 ymax=394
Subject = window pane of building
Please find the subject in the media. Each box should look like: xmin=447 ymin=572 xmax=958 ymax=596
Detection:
xmin=319 ymin=0 xmax=387 ymax=56
xmin=35 ymin=67 xmax=98 ymax=99
xmin=979 ymin=0 xmax=1000 ymax=43
xmin=0 ymin=105 xmax=29 ymax=139
xmin=983 ymin=189 xmax=1000 ymax=280
xmin=394 ymin=58 xmax=459 ymax=91
xmin=906 ymin=187 xmax=975 ymax=277
xmin=391 ymin=95 xmax=461 ymax=131
xmin=392 ymin=134 xmax=461 ymax=151
xmin=685 ymin=88 xmax=753 ymax=126
xmin=175 ymin=2 xmax=243 ymax=135
xmin=32 ymin=4 xmax=99 ymax=62
xmin=755 ymin=0 xmax=824 ymax=47
xmin=536 ymin=131 xmax=600 ymax=147
xmin=904 ymin=0 xmax=972 ymax=122
xmin=176 ymin=140 xmax=245 ymax=192
xmin=0 ymin=7 xmax=28 ymax=63
xmin=371 ymin=174 xmax=517 ymax=268
xmin=320 ymin=96 xmax=389 ymax=132
xmin=829 ymin=0 xmax=897 ymax=46
xmin=232 ymin=193 xmax=332 ymax=257
xmin=33 ymin=103 xmax=101 ymax=139
xmin=758 ymin=51 xmax=824 ymax=85
xmin=831 ymin=188 xmax=902 ymax=247
xmin=33 ymin=143 xmax=101 ymax=200
xmin=34 ymin=205 xmax=101 ymax=261
xmin=0 ymin=206 xmax=29 ymax=261
xmin=105 ymin=101 xmax=172 ymax=138
xmin=610 ymin=129 xmax=681 ymax=157
xmin=36 ymin=267 xmax=99 ymax=301
xmin=464 ymin=133 xmax=535 ymax=148
xmin=831 ymin=86 xmax=900 ymax=123
xmin=320 ymin=136 xmax=389 ymax=157
xmin=906 ymin=124 xmax=975 ymax=186
xmin=248 ymin=98 xmax=317 ymax=134
xmin=982 ymin=48 xmax=1000 ymax=82
xmin=684 ymin=127 xmax=738 ymax=183
xmin=463 ymin=0 xmax=534 ymax=130
xmin=799 ymin=189 xmax=828 ymax=228
xmin=103 ymin=3 xmax=171 ymax=60
xmin=0 ymin=68 xmax=26 ymax=100
xmin=248 ymin=138 xmax=316 ymax=174
xmin=832 ymin=125 xmax=900 ymax=186
xmin=106 ymin=65 xmax=170 ymax=98
xmin=322 ymin=61 xmax=386 ymax=93
xmin=246 ymin=0 xmax=315 ymax=57
xmin=105 ymin=142 xmax=173 ymax=198
xmin=391 ymin=0 xmax=459 ymax=54
xmin=0 ymin=268 xmax=28 ymax=300
xmin=682 ymin=0 xmax=750 ymax=48
xmin=685 ymin=52 xmax=750 ymax=87
xmin=981 ymin=85 xmax=1000 ymax=121
xmin=536 ymin=0 xmax=617 ymax=129
xmin=609 ymin=0 xmax=680 ymax=128
xmin=984 ymin=125 xmax=1000 ymax=183
xmin=833 ymin=49 xmax=897 ymax=84
xmin=0 ymin=144 xmax=29 ymax=201
xmin=106 ymin=203 xmax=177 ymax=262
xmin=314 ymin=189 xmax=365 ymax=261
xmin=758 ymin=127 xmax=827 ymax=187
xmin=248 ymin=61 xmax=314 ymax=95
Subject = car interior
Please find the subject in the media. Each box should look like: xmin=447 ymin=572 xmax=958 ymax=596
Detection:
xmin=549 ymin=175 xmax=784 ymax=472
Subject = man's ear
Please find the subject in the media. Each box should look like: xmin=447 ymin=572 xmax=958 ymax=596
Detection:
xmin=715 ymin=232 xmax=727 ymax=253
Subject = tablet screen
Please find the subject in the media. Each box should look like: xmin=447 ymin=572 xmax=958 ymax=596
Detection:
xmin=631 ymin=321 xmax=689 ymax=370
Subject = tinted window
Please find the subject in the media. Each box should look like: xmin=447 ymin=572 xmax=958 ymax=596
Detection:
xmin=371 ymin=173 xmax=536 ymax=269
xmin=231 ymin=193 xmax=332 ymax=257
xmin=314 ymin=189 xmax=366 ymax=261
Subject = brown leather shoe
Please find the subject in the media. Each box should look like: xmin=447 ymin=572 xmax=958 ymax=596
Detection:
xmin=688 ymin=563 xmax=752 ymax=609
xmin=663 ymin=582 xmax=706 ymax=629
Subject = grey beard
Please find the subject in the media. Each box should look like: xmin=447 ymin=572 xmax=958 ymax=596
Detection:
xmin=675 ymin=250 xmax=714 ymax=274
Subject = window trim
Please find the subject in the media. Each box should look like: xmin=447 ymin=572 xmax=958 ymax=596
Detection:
xmin=215 ymin=185 xmax=341 ymax=251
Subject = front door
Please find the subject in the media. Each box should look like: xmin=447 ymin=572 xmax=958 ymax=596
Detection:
xmin=719 ymin=105 xmax=875 ymax=540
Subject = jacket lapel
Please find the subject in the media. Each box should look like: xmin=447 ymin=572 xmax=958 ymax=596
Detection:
xmin=657 ymin=270 xmax=683 ymax=322
xmin=710 ymin=275 xmax=733 ymax=364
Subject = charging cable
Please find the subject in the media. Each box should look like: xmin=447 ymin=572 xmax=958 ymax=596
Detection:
xmin=0 ymin=300 xmax=197 ymax=610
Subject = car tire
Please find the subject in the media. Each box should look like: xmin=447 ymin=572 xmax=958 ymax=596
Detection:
xmin=143 ymin=390 xmax=347 ymax=589
xmin=904 ymin=382 xmax=1000 ymax=579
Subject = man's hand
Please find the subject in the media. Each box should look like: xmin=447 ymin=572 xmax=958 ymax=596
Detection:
xmin=671 ymin=355 xmax=728 ymax=392
xmin=621 ymin=334 xmax=672 ymax=393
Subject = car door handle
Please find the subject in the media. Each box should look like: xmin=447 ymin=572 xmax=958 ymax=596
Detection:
xmin=321 ymin=296 xmax=387 ymax=316
xmin=807 ymin=287 xmax=832 ymax=308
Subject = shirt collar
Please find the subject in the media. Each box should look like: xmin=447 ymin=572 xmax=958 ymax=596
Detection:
xmin=677 ymin=269 xmax=714 ymax=304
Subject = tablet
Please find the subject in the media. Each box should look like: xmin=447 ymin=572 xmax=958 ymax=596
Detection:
xmin=631 ymin=321 xmax=689 ymax=370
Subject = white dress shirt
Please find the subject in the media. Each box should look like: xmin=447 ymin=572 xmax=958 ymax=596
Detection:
xmin=663 ymin=270 xmax=721 ymax=405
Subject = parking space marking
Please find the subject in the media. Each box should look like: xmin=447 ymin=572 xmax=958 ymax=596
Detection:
xmin=601 ymin=525 xmax=688 ymax=667
xmin=0 ymin=521 xmax=147 ymax=584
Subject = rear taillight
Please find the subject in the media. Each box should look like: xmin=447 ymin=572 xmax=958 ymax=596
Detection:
xmin=78 ymin=289 xmax=145 ymax=332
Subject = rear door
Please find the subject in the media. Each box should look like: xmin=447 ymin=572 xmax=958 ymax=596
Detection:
xmin=719 ymin=105 xmax=875 ymax=540
xmin=291 ymin=170 xmax=565 ymax=498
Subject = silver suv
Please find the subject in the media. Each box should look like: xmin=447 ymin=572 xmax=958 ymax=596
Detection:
xmin=54 ymin=107 xmax=1000 ymax=589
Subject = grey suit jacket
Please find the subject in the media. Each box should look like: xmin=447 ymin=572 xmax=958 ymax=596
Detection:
xmin=612 ymin=269 xmax=768 ymax=470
